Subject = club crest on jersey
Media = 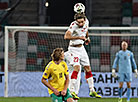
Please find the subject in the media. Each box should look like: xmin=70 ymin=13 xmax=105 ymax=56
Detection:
xmin=128 ymin=53 xmax=130 ymax=56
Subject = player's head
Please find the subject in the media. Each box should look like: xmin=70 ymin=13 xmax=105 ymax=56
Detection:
xmin=121 ymin=41 xmax=128 ymax=51
xmin=51 ymin=48 xmax=64 ymax=61
xmin=74 ymin=13 xmax=86 ymax=27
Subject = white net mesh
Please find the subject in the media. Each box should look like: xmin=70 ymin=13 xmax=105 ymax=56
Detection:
xmin=5 ymin=26 xmax=138 ymax=97
xmin=7 ymin=27 xmax=138 ymax=72
xmin=8 ymin=28 xmax=68 ymax=72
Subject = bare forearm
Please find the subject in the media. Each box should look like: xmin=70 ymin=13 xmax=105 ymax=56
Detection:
xmin=86 ymin=31 xmax=89 ymax=38
xmin=64 ymin=36 xmax=81 ymax=40
xmin=63 ymin=75 xmax=69 ymax=90
xmin=41 ymin=78 xmax=55 ymax=91
xmin=64 ymin=30 xmax=84 ymax=40
xmin=64 ymin=80 xmax=69 ymax=90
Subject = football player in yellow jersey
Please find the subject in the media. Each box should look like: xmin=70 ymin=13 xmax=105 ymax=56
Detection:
xmin=41 ymin=48 xmax=73 ymax=102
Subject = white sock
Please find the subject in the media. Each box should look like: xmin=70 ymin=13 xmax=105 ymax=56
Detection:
xmin=73 ymin=100 xmax=78 ymax=102
xmin=87 ymin=77 xmax=95 ymax=92
xmin=69 ymin=79 xmax=77 ymax=93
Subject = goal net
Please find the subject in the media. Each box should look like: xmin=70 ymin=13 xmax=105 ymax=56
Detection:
xmin=4 ymin=26 xmax=138 ymax=97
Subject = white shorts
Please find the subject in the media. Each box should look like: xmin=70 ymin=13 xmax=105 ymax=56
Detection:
xmin=68 ymin=45 xmax=90 ymax=67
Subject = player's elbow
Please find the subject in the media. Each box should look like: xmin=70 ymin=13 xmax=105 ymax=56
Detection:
xmin=64 ymin=35 xmax=71 ymax=40
xmin=64 ymin=35 xmax=68 ymax=40
xmin=41 ymin=77 xmax=45 ymax=84
xmin=64 ymin=31 xmax=71 ymax=40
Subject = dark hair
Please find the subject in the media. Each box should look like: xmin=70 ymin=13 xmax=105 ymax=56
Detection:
xmin=74 ymin=12 xmax=86 ymax=20
xmin=51 ymin=48 xmax=64 ymax=61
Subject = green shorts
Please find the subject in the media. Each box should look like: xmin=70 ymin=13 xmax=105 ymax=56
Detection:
xmin=50 ymin=88 xmax=72 ymax=102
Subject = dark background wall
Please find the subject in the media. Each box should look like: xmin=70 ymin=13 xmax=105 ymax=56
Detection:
xmin=0 ymin=0 xmax=138 ymax=26
xmin=45 ymin=0 xmax=86 ymax=26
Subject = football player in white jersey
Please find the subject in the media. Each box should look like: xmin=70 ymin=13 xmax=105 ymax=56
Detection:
xmin=64 ymin=12 xmax=102 ymax=100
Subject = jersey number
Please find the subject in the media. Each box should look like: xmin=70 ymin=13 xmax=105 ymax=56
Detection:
xmin=59 ymin=73 xmax=62 ymax=78
xmin=74 ymin=57 xmax=79 ymax=62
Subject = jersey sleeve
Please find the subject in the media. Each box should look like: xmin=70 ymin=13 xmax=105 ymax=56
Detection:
xmin=42 ymin=63 xmax=52 ymax=79
xmin=112 ymin=52 xmax=119 ymax=69
xmin=64 ymin=62 xmax=69 ymax=76
xmin=68 ymin=22 xmax=76 ymax=33
xmin=130 ymin=52 xmax=137 ymax=70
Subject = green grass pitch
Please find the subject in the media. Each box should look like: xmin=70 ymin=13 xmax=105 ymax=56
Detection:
xmin=0 ymin=97 xmax=138 ymax=102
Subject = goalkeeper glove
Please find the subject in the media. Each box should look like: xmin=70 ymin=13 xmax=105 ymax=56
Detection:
xmin=134 ymin=69 xmax=138 ymax=78
xmin=112 ymin=69 xmax=117 ymax=78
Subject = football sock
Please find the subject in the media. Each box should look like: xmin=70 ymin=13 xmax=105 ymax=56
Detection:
xmin=127 ymin=88 xmax=130 ymax=101
xmin=70 ymin=79 xmax=77 ymax=93
xmin=86 ymin=77 xmax=95 ymax=92
xmin=85 ymin=71 xmax=93 ymax=79
xmin=70 ymin=71 xmax=78 ymax=93
xmin=73 ymin=100 xmax=78 ymax=102
xmin=119 ymin=88 xmax=123 ymax=98
xmin=71 ymin=71 xmax=78 ymax=79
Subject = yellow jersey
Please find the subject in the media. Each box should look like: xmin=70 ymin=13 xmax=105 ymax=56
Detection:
xmin=42 ymin=60 xmax=69 ymax=95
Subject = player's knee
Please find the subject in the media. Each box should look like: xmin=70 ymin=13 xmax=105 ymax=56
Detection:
xmin=127 ymin=85 xmax=131 ymax=88
xmin=119 ymin=86 xmax=123 ymax=88
xmin=119 ymin=83 xmax=123 ymax=88
xmin=84 ymin=66 xmax=91 ymax=72
xmin=74 ymin=65 xmax=80 ymax=72
xmin=127 ymin=83 xmax=131 ymax=88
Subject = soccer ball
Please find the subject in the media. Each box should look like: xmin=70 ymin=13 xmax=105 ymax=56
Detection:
xmin=74 ymin=3 xmax=85 ymax=13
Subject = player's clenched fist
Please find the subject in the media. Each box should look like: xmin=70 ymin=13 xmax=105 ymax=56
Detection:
xmin=85 ymin=37 xmax=90 ymax=45
xmin=53 ymin=89 xmax=60 ymax=96
xmin=61 ymin=89 xmax=67 ymax=96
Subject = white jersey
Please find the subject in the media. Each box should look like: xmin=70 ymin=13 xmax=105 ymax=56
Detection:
xmin=68 ymin=19 xmax=89 ymax=46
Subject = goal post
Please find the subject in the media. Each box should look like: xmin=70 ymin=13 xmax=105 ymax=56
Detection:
xmin=4 ymin=26 xmax=9 ymax=97
xmin=4 ymin=26 xmax=138 ymax=97
xmin=4 ymin=26 xmax=68 ymax=97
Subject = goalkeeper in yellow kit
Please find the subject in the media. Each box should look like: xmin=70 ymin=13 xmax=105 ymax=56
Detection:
xmin=41 ymin=48 xmax=73 ymax=102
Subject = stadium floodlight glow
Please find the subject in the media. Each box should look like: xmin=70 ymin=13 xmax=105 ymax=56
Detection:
xmin=45 ymin=2 xmax=49 ymax=7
